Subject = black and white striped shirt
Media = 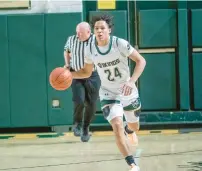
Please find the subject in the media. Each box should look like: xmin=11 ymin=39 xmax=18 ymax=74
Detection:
xmin=64 ymin=34 xmax=94 ymax=71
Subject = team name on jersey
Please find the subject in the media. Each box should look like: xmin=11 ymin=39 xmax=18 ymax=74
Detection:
xmin=97 ymin=58 xmax=120 ymax=68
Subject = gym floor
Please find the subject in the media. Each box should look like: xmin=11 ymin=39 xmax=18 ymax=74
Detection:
xmin=0 ymin=130 xmax=201 ymax=171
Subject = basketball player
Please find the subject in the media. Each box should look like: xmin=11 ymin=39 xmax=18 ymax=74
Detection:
xmin=69 ymin=15 xmax=146 ymax=171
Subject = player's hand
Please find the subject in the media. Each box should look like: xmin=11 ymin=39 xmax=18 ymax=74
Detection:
xmin=121 ymin=80 xmax=135 ymax=96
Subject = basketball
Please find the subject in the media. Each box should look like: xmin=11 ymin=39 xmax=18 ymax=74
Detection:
xmin=49 ymin=67 xmax=72 ymax=91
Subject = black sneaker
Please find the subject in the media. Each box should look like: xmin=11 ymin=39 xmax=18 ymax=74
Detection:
xmin=72 ymin=123 xmax=81 ymax=137
xmin=81 ymin=126 xmax=91 ymax=142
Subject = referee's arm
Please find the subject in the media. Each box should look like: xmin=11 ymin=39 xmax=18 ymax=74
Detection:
xmin=64 ymin=37 xmax=71 ymax=68
xmin=64 ymin=51 xmax=71 ymax=67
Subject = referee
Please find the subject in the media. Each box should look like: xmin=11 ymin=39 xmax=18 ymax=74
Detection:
xmin=64 ymin=22 xmax=101 ymax=142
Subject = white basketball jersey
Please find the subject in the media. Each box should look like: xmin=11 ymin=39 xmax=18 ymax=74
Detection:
xmin=85 ymin=36 xmax=134 ymax=89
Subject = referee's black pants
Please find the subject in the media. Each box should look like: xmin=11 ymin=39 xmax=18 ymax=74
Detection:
xmin=71 ymin=71 xmax=101 ymax=128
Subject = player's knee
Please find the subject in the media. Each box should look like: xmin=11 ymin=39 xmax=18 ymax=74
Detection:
xmin=111 ymin=117 xmax=124 ymax=136
xmin=128 ymin=121 xmax=139 ymax=132
xmin=136 ymin=125 xmax=140 ymax=131
xmin=131 ymin=125 xmax=140 ymax=132
xmin=124 ymin=109 xmax=141 ymax=125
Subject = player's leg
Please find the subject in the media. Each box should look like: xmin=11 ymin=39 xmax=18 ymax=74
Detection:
xmin=103 ymin=103 xmax=130 ymax=154
xmin=123 ymin=97 xmax=141 ymax=146
xmin=126 ymin=111 xmax=140 ymax=132
xmin=124 ymin=110 xmax=140 ymax=146
xmin=71 ymin=79 xmax=85 ymax=137
xmin=101 ymin=101 xmax=139 ymax=171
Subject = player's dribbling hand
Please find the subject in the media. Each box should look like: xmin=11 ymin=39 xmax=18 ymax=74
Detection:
xmin=121 ymin=81 xmax=135 ymax=96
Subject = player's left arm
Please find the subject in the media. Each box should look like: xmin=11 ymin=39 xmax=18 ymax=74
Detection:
xmin=118 ymin=38 xmax=146 ymax=83
xmin=118 ymin=38 xmax=146 ymax=95
xmin=128 ymin=49 xmax=146 ymax=83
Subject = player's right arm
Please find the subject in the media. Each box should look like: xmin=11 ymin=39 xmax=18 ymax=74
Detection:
xmin=71 ymin=62 xmax=93 ymax=79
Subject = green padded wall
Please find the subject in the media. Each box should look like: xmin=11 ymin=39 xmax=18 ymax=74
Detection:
xmin=137 ymin=1 xmax=177 ymax=10
xmin=8 ymin=14 xmax=48 ymax=127
xmin=0 ymin=16 xmax=11 ymax=127
xmin=191 ymin=10 xmax=202 ymax=46
xmin=138 ymin=9 xmax=177 ymax=48
xmin=89 ymin=11 xmax=128 ymax=39
xmin=192 ymin=53 xmax=202 ymax=109
xmin=188 ymin=1 xmax=202 ymax=9
xmin=139 ymin=53 xmax=177 ymax=110
xmin=45 ymin=13 xmax=81 ymax=125
xmin=191 ymin=9 xmax=202 ymax=110
xmin=178 ymin=9 xmax=190 ymax=110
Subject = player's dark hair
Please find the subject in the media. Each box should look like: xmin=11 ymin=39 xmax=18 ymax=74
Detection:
xmin=91 ymin=14 xmax=114 ymax=29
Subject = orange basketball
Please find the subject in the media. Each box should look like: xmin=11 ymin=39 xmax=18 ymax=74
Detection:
xmin=49 ymin=67 xmax=72 ymax=91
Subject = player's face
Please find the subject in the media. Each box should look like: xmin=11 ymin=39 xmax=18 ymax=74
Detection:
xmin=94 ymin=20 xmax=111 ymax=42
xmin=76 ymin=29 xmax=90 ymax=41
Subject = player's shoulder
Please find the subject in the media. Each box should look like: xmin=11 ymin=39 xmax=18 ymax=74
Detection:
xmin=112 ymin=36 xmax=134 ymax=55
xmin=113 ymin=36 xmax=129 ymax=47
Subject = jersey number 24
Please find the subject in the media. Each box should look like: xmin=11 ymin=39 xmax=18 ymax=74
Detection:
xmin=104 ymin=67 xmax=122 ymax=81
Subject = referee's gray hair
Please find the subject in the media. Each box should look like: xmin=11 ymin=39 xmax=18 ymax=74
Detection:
xmin=76 ymin=22 xmax=91 ymax=31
